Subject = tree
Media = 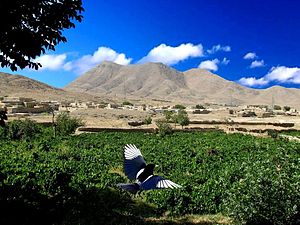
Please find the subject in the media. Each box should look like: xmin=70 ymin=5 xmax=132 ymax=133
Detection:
xmin=56 ymin=112 xmax=84 ymax=136
xmin=155 ymin=119 xmax=173 ymax=136
xmin=163 ymin=110 xmax=174 ymax=122
xmin=0 ymin=0 xmax=84 ymax=71
xmin=283 ymin=106 xmax=291 ymax=112
xmin=175 ymin=109 xmax=190 ymax=129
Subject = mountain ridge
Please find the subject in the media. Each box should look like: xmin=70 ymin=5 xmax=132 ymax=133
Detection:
xmin=0 ymin=72 xmax=103 ymax=102
xmin=65 ymin=61 xmax=300 ymax=108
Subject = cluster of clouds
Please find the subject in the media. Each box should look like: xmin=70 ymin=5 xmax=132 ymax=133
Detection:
xmin=198 ymin=58 xmax=230 ymax=72
xmin=243 ymin=52 xmax=265 ymax=68
xmin=35 ymin=47 xmax=132 ymax=75
xmin=239 ymin=51 xmax=300 ymax=87
xmin=33 ymin=43 xmax=299 ymax=88
xmin=34 ymin=43 xmax=231 ymax=74
xmin=239 ymin=66 xmax=300 ymax=87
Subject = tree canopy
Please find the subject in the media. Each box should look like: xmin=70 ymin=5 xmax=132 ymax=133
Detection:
xmin=0 ymin=0 xmax=84 ymax=71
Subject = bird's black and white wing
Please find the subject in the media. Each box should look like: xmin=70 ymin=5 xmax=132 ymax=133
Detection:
xmin=117 ymin=183 xmax=139 ymax=194
xmin=140 ymin=175 xmax=182 ymax=190
xmin=124 ymin=144 xmax=146 ymax=180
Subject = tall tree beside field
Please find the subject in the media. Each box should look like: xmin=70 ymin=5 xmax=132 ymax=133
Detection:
xmin=0 ymin=0 xmax=84 ymax=71
xmin=174 ymin=109 xmax=189 ymax=129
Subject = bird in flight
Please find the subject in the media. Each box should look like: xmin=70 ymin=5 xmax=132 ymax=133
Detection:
xmin=117 ymin=144 xmax=182 ymax=193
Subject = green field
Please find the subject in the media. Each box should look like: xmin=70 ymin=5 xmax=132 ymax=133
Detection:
xmin=0 ymin=126 xmax=299 ymax=225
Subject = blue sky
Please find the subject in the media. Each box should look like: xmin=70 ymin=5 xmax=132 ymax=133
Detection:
xmin=1 ymin=0 xmax=300 ymax=88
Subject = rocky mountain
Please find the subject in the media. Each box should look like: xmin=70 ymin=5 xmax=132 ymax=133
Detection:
xmin=66 ymin=61 xmax=193 ymax=102
xmin=0 ymin=72 xmax=102 ymax=102
xmin=65 ymin=61 xmax=300 ymax=108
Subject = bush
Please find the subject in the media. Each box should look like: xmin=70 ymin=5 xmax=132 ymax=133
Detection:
xmin=267 ymin=129 xmax=278 ymax=139
xmin=195 ymin=104 xmax=205 ymax=109
xmin=143 ymin=116 xmax=152 ymax=126
xmin=56 ymin=112 xmax=84 ymax=136
xmin=122 ymin=101 xmax=133 ymax=106
xmin=173 ymin=104 xmax=186 ymax=110
xmin=7 ymin=119 xmax=41 ymax=140
xmin=155 ymin=119 xmax=173 ymax=136
xmin=283 ymin=106 xmax=291 ymax=112
xmin=273 ymin=105 xmax=281 ymax=110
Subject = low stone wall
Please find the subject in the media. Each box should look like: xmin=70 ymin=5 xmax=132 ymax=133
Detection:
xmin=234 ymin=127 xmax=300 ymax=133
xmin=77 ymin=127 xmax=157 ymax=133
xmin=8 ymin=107 xmax=50 ymax=114
xmin=76 ymin=126 xmax=224 ymax=134
xmin=189 ymin=120 xmax=294 ymax=127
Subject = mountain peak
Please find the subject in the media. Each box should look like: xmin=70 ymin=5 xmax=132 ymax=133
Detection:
xmin=99 ymin=60 xmax=123 ymax=66
xmin=64 ymin=63 xmax=300 ymax=108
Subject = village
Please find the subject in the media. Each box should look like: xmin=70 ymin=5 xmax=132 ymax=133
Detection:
xmin=1 ymin=96 xmax=300 ymax=136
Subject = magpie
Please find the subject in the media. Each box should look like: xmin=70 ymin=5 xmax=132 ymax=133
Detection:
xmin=117 ymin=144 xmax=181 ymax=193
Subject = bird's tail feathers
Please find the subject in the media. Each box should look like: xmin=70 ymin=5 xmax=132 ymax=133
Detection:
xmin=117 ymin=183 xmax=140 ymax=194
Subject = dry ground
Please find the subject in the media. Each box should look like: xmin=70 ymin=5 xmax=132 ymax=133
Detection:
xmin=7 ymin=108 xmax=300 ymax=135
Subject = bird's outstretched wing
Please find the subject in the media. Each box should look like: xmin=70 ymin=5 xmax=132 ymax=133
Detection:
xmin=117 ymin=183 xmax=140 ymax=194
xmin=140 ymin=175 xmax=182 ymax=190
xmin=124 ymin=144 xmax=146 ymax=180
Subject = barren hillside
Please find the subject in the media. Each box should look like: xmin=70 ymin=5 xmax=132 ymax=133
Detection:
xmin=65 ymin=61 xmax=300 ymax=108
xmin=0 ymin=72 xmax=103 ymax=102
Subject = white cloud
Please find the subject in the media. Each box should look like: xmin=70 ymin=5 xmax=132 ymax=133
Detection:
xmin=35 ymin=54 xmax=67 ymax=70
xmin=207 ymin=44 xmax=231 ymax=54
xmin=64 ymin=47 xmax=132 ymax=74
xmin=198 ymin=57 xmax=230 ymax=71
xmin=221 ymin=57 xmax=230 ymax=65
xmin=239 ymin=66 xmax=300 ymax=87
xmin=198 ymin=59 xmax=220 ymax=71
xmin=138 ymin=43 xmax=203 ymax=65
xmin=250 ymin=60 xmax=265 ymax=68
xmin=239 ymin=77 xmax=268 ymax=87
xmin=265 ymin=66 xmax=300 ymax=84
xmin=243 ymin=52 xmax=257 ymax=60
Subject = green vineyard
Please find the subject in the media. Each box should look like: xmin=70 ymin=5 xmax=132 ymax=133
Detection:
xmin=0 ymin=125 xmax=299 ymax=225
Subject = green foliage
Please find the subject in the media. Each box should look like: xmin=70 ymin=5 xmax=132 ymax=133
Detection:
xmin=223 ymin=152 xmax=300 ymax=225
xmin=163 ymin=110 xmax=174 ymax=122
xmin=173 ymin=104 xmax=186 ymax=110
xmin=143 ymin=116 xmax=152 ymax=126
xmin=7 ymin=119 xmax=41 ymax=140
xmin=0 ymin=129 xmax=299 ymax=224
xmin=0 ymin=0 xmax=84 ymax=71
xmin=0 ymin=126 xmax=7 ymax=139
xmin=195 ymin=104 xmax=205 ymax=109
xmin=56 ymin=112 xmax=84 ymax=136
xmin=173 ymin=109 xmax=189 ymax=128
xmin=155 ymin=119 xmax=173 ymax=136
xmin=267 ymin=129 xmax=278 ymax=139
xmin=122 ymin=101 xmax=133 ymax=106
xmin=283 ymin=106 xmax=291 ymax=111
xmin=273 ymin=105 xmax=282 ymax=110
